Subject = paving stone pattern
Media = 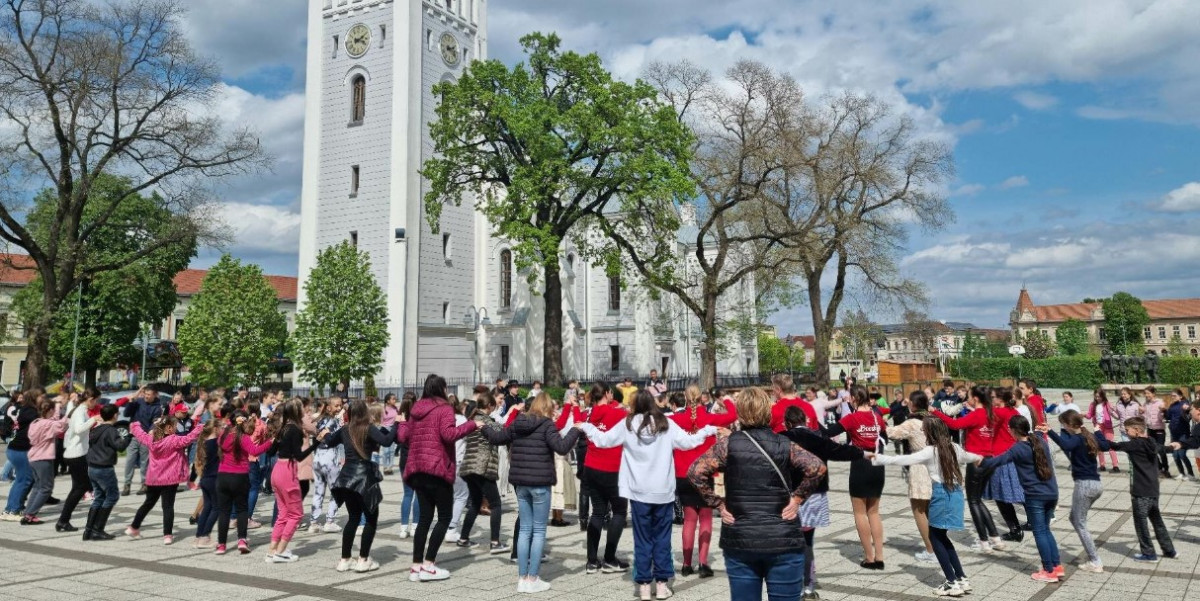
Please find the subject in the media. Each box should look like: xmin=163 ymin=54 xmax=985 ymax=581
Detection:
xmin=1 ymin=456 xmax=1198 ymax=601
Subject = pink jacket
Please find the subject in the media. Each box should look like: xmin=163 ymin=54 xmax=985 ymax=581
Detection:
xmin=217 ymin=433 xmax=273 ymax=474
xmin=131 ymin=423 xmax=204 ymax=486
xmin=396 ymin=398 xmax=477 ymax=485
xmin=27 ymin=417 xmax=68 ymax=462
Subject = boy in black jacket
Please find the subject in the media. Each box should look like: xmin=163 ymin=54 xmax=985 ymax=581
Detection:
xmin=84 ymin=404 xmax=132 ymax=541
xmin=1096 ymin=416 xmax=1178 ymax=562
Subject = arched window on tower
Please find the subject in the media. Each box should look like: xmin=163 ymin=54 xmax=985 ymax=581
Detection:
xmin=499 ymin=249 xmax=512 ymax=309
xmin=350 ymin=75 xmax=366 ymax=124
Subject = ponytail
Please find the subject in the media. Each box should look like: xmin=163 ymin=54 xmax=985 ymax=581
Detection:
xmin=1058 ymin=410 xmax=1099 ymax=457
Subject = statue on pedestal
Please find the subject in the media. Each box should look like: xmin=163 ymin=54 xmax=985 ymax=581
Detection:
xmin=1145 ymin=351 xmax=1160 ymax=383
xmin=1132 ymin=354 xmax=1145 ymax=384
xmin=1100 ymin=351 xmax=1113 ymax=383
xmin=1120 ymin=354 xmax=1133 ymax=383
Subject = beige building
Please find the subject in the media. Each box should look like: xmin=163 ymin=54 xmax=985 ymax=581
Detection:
xmin=1010 ymin=288 xmax=1200 ymax=356
xmin=0 ymin=254 xmax=298 ymax=389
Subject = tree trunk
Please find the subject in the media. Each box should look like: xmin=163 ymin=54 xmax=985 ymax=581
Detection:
xmin=699 ymin=295 xmax=719 ymax=389
xmin=84 ymin=368 xmax=97 ymax=387
xmin=807 ymin=276 xmax=830 ymax=389
xmin=542 ymin=261 xmax=564 ymax=385
xmin=22 ymin=320 xmax=52 ymax=389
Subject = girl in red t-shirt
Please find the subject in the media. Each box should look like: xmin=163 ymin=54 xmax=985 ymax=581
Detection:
xmin=832 ymin=387 xmax=888 ymax=569
xmin=670 ymin=385 xmax=737 ymax=578
xmin=985 ymin=388 xmax=1026 ymax=542
xmin=936 ymin=386 xmax=1005 ymax=552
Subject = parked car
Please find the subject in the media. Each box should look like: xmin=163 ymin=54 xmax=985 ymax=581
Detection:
xmin=99 ymin=390 xmax=173 ymax=439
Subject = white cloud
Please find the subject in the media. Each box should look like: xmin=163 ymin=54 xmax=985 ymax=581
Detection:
xmin=1154 ymin=182 xmax=1200 ymax=212
xmin=951 ymin=184 xmax=985 ymax=197
xmin=999 ymin=175 xmax=1030 ymax=189
xmin=1013 ymin=91 xmax=1059 ymax=110
xmin=216 ymin=202 xmax=301 ymax=255
xmin=181 ymin=0 xmax=307 ymax=84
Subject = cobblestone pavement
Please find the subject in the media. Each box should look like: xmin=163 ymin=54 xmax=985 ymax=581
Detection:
xmin=1 ymin=456 xmax=1198 ymax=601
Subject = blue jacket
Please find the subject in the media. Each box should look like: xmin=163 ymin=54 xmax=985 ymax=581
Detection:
xmin=1166 ymin=401 xmax=1190 ymax=442
xmin=123 ymin=398 xmax=164 ymax=432
xmin=979 ymin=438 xmax=1059 ymax=500
xmin=1047 ymin=429 xmax=1101 ymax=482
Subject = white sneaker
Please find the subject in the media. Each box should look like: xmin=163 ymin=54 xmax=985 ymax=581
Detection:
xmin=933 ymin=581 xmax=963 ymax=597
xmin=418 ymin=564 xmax=450 ymax=581
xmin=354 ymin=558 xmax=380 ymax=573
xmin=956 ymin=578 xmax=972 ymax=593
xmin=322 ymin=522 xmax=342 ymax=533
xmin=915 ymin=550 xmax=937 ymax=563
xmin=527 ymin=578 xmax=551 ymax=594
xmin=270 ymin=551 xmax=299 ymax=563
xmin=1174 ymin=473 xmax=1187 ymax=481
xmin=308 ymin=522 xmax=321 ymax=535
xmin=336 ymin=559 xmax=353 ymax=573
xmin=1077 ymin=559 xmax=1104 ymax=573
xmin=409 ymin=568 xmax=421 ymax=582
xmin=517 ymin=580 xmax=530 ymax=594
xmin=967 ymin=540 xmax=991 ymax=553
xmin=398 ymin=524 xmax=410 ymax=539
xmin=988 ymin=536 xmax=1007 ymax=551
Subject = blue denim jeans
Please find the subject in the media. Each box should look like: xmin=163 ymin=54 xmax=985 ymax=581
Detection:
xmin=401 ymin=480 xmax=420 ymax=525
xmin=515 ymin=486 xmax=551 ymax=578
xmin=3 ymin=448 xmax=31 ymax=513
xmin=1024 ymin=497 xmax=1060 ymax=571
xmin=724 ymin=549 xmax=805 ymax=601
xmin=247 ymin=454 xmax=275 ymax=517
xmin=630 ymin=500 xmax=675 ymax=584
xmin=88 ymin=466 xmax=120 ymax=509
xmin=1 ymin=458 xmax=15 ymax=481
xmin=197 ymin=476 xmax=219 ymax=536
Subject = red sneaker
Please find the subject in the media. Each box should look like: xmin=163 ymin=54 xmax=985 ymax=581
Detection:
xmin=1031 ymin=570 xmax=1059 ymax=583
xmin=1051 ymin=565 xmax=1065 ymax=578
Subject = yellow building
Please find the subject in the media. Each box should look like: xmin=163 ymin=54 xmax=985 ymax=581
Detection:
xmin=1010 ymin=288 xmax=1200 ymax=356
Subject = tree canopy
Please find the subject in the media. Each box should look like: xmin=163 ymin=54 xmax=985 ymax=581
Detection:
xmin=1102 ymin=292 xmax=1149 ymax=355
xmin=1055 ymin=318 xmax=1089 ymax=356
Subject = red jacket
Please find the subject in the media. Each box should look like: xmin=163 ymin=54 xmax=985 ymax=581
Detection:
xmin=771 ymin=397 xmax=818 ymax=433
xmin=669 ymin=399 xmax=738 ymax=477
xmin=396 ymin=398 xmax=477 ymax=485
xmin=583 ymin=402 xmax=626 ymax=473
xmin=990 ymin=406 xmax=1020 ymax=454
xmin=935 ymin=408 xmax=994 ymax=456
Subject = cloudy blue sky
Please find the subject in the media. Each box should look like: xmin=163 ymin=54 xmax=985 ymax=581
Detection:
xmin=186 ymin=0 xmax=1200 ymax=335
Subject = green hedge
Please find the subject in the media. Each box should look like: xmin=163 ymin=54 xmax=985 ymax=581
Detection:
xmin=950 ymin=356 xmax=1200 ymax=388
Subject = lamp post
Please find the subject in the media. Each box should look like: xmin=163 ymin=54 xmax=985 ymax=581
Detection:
xmin=786 ymin=337 xmax=796 ymax=379
xmin=138 ymin=323 xmax=151 ymax=387
xmin=68 ymin=282 xmax=82 ymax=387
xmin=464 ymin=306 xmax=491 ymax=385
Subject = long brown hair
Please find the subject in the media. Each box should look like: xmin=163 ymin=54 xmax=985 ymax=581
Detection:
xmin=922 ymin=417 xmax=963 ymax=490
xmin=626 ymin=390 xmax=669 ymax=437
xmin=151 ymin=415 xmax=178 ymax=441
xmin=193 ymin=418 xmax=223 ymax=475
xmin=1057 ymin=410 xmax=1099 ymax=457
xmin=1009 ymin=415 xmax=1052 ymax=481
xmin=969 ymin=385 xmax=994 ymax=424
xmin=345 ymin=400 xmax=371 ymax=459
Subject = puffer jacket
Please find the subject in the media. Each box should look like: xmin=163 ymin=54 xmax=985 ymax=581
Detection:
xmin=719 ymin=428 xmax=806 ymax=553
xmin=460 ymin=414 xmax=500 ymax=480
xmin=396 ymin=398 xmax=477 ymax=485
xmin=481 ymin=413 xmax=579 ymax=487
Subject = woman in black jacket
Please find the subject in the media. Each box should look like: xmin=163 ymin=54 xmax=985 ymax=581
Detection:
xmin=479 ymin=393 xmax=580 ymax=595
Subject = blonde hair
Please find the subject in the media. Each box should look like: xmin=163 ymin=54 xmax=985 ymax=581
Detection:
xmin=736 ymin=387 xmax=773 ymax=428
xmin=528 ymin=392 xmax=556 ymax=419
xmin=368 ymin=403 xmax=383 ymax=424
xmin=771 ymin=374 xmax=796 ymax=395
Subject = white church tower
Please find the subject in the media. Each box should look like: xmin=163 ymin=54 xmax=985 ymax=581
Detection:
xmin=298 ymin=0 xmax=488 ymax=385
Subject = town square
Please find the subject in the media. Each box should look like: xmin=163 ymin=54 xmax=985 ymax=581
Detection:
xmin=1 ymin=1 xmax=1199 ymax=601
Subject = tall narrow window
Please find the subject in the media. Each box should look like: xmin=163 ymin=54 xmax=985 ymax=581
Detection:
xmin=500 ymin=345 xmax=510 ymax=374
xmin=349 ymin=231 xmax=358 ymax=247
xmin=442 ymin=302 xmax=450 ymax=324
xmin=499 ymin=249 xmax=512 ymax=309
xmin=350 ymin=75 xmax=366 ymax=124
xmin=610 ymin=345 xmax=620 ymax=372
xmin=442 ymin=233 xmax=452 ymax=261
xmin=332 ymin=35 xmax=339 ymax=58
xmin=607 ymin=276 xmax=620 ymax=311
xmin=379 ymin=25 xmax=387 ymax=48
xmin=350 ymin=165 xmax=360 ymax=196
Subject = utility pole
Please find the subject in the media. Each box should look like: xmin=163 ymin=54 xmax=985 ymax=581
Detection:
xmin=69 ymin=282 xmax=82 ymax=386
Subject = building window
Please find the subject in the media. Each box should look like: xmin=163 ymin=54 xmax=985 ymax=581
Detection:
xmin=426 ymin=29 xmax=432 ymax=49
xmin=1099 ymin=328 xmax=1106 ymax=341
xmin=1174 ymin=325 xmax=1181 ymax=336
xmin=499 ymin=345 xmax=510 ymax=374
xmin=349 ymin=231 xmax=358 ymax=247
xmin=1190 ymin=326 xmax=1196 ymax=339
xmin=350 ymin=165 xmax=360 ymax=197
xmin=610 ymin=345 xmax=620 ymax=372
xmin=379 ymin=25 xmax=386 ymax=47
xmin=442 ymin=302 xmax=450 ymax=324
xmin=174 ymin=318 xmax=184 ymax=337
xmin=332 ymin=35 xmax=339 ymax=58
xmin=442 ymin=233 xmax=451 ymax=261
xmin=1192 ymin=348 xmax=1198 ymax=358
xmin=0 ymin=313 xmax=7 ymax=337
xmin=1144 ymin=327 xmax=1152 ymax=340
xmin=499 ymin=250 xmax=512 ymax=309
xmin=607 ymin=276 xmax=620 ymax=312
xmin=350 ymin=76 xmax=366 ymax=124
xmin=1158 ymin=326 xmax=1167 ymax=340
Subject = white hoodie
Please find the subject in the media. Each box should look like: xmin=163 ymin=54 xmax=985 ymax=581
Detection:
xmin=579 ymin=415 xmax=716 ymax=504
xmin=63 ymin=402 xmax=93 ymax=459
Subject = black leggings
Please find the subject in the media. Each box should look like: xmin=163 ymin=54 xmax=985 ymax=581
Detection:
xmin=410 ymin=473 xmax=455 ymax=563
xmin=216 ymin=473 xmax=250 ymax=544
xmin=929 ymin=527 xmax=966 ymax=582
xmin=802 ymin=529 xmax=816 ymax=589
xmin=131 ymin=485 xmax=179 ymax=535
xmin=996 ymin=501 xmax=1021 ymax=533
xmin=460 ymin=474 xmax=502 ymax=542
xmin=585 ymin=467 xmax=627 ymax=564
xmin=966 ymin=463 xmax=998 ymax=540
xmin=342 ymin=491 xmax=379 ymax=558
xmin=59 ymin=456 xmax=90 ymax=524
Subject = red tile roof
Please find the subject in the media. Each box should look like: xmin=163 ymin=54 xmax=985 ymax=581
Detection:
xmin=784 ymin=334 xmax=816 ymax=348
xmin=0 ymin=253 xmax=296 ymax=302
xmin=1018 ymin=290 xmax=1200 ymax=323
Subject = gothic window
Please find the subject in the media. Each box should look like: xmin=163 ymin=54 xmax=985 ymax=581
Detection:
xmin=608 ymin=276 xmax=620 ymax=312
xmin=499 ymin=250 xmax=512 ymax=309
xmin=610 ymin=345 xmax=620 ymax=372
xmin=500 ymin=345 xmax=510 ymax=374
xmin=350 ymin=75 xmax=366 ymax=124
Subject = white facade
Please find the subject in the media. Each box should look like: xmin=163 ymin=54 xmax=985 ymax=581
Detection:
xmin=298 ymin=0 xmax=757 ymax=385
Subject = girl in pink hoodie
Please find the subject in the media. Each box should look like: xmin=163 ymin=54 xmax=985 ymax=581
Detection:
xmin=23 ymin=397 xmax=68 ymax=525
xmin=127 ymin=415 xmax=204 ymax=544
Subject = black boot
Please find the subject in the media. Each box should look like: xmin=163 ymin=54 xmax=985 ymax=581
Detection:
xmin=82 ymin=508 xmax=97 ymax=541
xmin=55 ymin=520 xmax=78 ymax=532
xmin=92 ymin=507 xmax=116 ymax=540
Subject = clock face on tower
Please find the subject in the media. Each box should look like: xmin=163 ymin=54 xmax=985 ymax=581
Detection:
xmin=439 ymin=32 xmax=461 ymax=66
xmin=345 ymin=23 xmax=371 ymax=58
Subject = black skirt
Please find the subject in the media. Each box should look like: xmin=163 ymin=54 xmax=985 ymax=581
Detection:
xmin=676 ymin=477 xmax=705 ymax=508
xmin=848 ymin=457 xmax=885 ymax=499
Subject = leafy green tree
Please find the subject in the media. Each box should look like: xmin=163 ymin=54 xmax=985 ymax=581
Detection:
xmin=1055 ymin=318 xmax=1090 ymax=356
xmin=961 ymin=331 xmax=1011 ymax=358
xmin=1022 ymin=329 xmax=1057 ymax=359
xmin=1102 ymin=292 xmax=1149 ymax=354
xmin=758 ymin=332 xmax=804 ymax=374
xmin=177 ymin=255 xmax=286 ymax=387
xmin=1166 ymin=333 xmax=1187 ymax=357
xmin=11 ymin=174 xmax=195 ymax=385
xmin=423 ymin=32 xmax=693 ymax=384
xmin=293 ymin=242 xmax=389 ymax=392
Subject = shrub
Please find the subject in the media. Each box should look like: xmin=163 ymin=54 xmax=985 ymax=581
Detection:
xmin=950 ymin=357 xmax=1105 ymax=389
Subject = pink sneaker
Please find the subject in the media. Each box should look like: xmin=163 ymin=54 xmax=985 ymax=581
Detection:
xmin=214 ymin=544 xmax=227 ymax=555
xmin=163 ymin=535 xmax=174 ymax=545
xmin=238 ymin=539 xmax=251 ymax=554
xmin=1031 ymin=570 xmax=1059 ymax=583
